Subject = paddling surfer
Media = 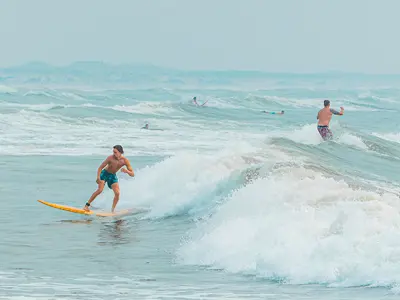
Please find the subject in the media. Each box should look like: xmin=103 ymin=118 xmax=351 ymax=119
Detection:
xmin=83 ymin=145 xmax=134 ymax=213
xmin=262 ymin=110 xmax=284 ymax=115
xmin=317 ymin=100 xmax=344 ymax=140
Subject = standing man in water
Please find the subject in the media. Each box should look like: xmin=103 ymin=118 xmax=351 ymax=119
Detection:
xmin=317 ymin=100 xmax=344 ymax=140
xmin=83 ymin=145 xmax=134 ymax=213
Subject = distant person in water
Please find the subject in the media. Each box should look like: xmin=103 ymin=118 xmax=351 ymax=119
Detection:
xmin=193 ymin=96 xmax=208 ymax=106
xmin=317 ymin=100 xmax=344 ymax=140
xmin=140 ymin=122 xmax=164 ymax=131
xmin=262 ymin=110 xmax=284 ymax=115
xmin=83 ymin=145 xmax=134 ymax=213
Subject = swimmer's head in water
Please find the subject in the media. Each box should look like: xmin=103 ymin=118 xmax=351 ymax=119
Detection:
xmin=324 ymin=100 xmax=330 ymax=107
xmin=281 ymin=110 xmax=285 ymax=113
xmin=193 ymin=97 xmax=197 ymax=100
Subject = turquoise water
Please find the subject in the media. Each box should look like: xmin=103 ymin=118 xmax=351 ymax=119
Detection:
xmin=1 ymin=64 xmax=400 ymax=299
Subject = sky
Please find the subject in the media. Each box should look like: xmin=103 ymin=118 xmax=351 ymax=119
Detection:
xmin=1 ymin=0 xmax=399 ymax=73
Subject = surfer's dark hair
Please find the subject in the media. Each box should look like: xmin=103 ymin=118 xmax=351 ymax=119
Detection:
xmin=324 ymin=99 xmax=330 ymax=107
xmin=113 ymin=145 xmax=124 ymax=154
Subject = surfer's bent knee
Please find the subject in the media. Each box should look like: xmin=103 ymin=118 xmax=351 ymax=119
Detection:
xmin=96 ymin=185 xmax=104 ymax=193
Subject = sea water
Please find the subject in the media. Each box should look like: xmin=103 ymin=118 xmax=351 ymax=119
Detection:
xmin=1 ymin=64 xmax=400 ymax=299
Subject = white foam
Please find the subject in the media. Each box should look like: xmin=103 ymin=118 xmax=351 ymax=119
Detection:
xmin=103 ymin=143 xmax=265 ymax=218
xmin=255 ymin=94 xmax=385 ymax=112
xmin=21 ymin=89 xmax=88 ymax=102
xmin=0 ymin=84 xmax=17 ymax=94
xmin=201 ymin=97 xmax=241 ymax=109
xmin=178 ymin=166 xmax=400 ymax=288
xmin=270 ymin=122 xmax=369 ymax=151
xmin=89 ymin=143 xmax=292 ymax=220
xmin=23 ymin=90 xmax=55 ymax=98
xmin=340 ymin=105 xmax=381 ymax=112
xmin=337 ymin=133 xmax=368 ymax=150
xmin=358 ymin=92 xmax=397 ymax=104
xmin=278 ymin=123 xmax=323 ymax=145
xmin=373 ymin=132 xmax=400 ymax=144
xmin=0 ymin=105 xmax=271 ymax=156
xmin=1 ymin=102 xmax=98 ymax=111
xmin=60 ymin=91 xmax=87 ymax=101
xmin=112 ymin=102 xmax=174 ymax=115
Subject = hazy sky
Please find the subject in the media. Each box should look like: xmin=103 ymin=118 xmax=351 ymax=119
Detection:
xmin=1 ymin=0 xmax=399 ymax=73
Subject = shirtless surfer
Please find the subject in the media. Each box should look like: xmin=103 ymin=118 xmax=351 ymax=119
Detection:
xmin=83 ymin=145 xmax=134 ymax=212
xmin=317 ymin=100 xmax=344 ymax=140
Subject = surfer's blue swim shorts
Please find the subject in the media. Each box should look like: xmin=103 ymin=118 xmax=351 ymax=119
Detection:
xmin=100 ymin=169 xmax=118 ymax=189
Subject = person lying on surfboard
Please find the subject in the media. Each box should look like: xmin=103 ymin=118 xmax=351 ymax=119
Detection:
xmin=262 ymin=110 xmax=285 ymax=115
xmin=83 ymin=145 xmax=134 ymax=213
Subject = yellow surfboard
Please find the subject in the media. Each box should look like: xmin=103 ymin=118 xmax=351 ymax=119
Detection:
xmin=37 ymin=199 xmax=136 ymax=217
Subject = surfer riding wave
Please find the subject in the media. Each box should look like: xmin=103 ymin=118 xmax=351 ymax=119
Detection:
xmin=83 ymin=145 xmax=134 ymax=213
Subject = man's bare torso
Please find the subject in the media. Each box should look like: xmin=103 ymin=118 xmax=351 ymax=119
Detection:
xmin=317 ymin=108 xmax=333 ymax=126
xmin=104 ymin=155 xmax=127 ymax=174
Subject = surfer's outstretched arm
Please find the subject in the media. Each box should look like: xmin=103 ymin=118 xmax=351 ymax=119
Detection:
xmin=330 ymin=107 xmax=344 ymax=115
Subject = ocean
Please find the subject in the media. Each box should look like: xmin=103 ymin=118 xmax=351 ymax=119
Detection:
xmin=1 ymin=63 xmax=400 ymax=299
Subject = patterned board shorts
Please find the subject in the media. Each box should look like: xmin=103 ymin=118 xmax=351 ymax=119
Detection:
xmin=317 ymin=125 xmax=333 ymax=140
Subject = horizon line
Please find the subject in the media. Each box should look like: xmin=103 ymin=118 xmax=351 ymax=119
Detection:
xmin=2 ymin=60 xmax=400 ymax=76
